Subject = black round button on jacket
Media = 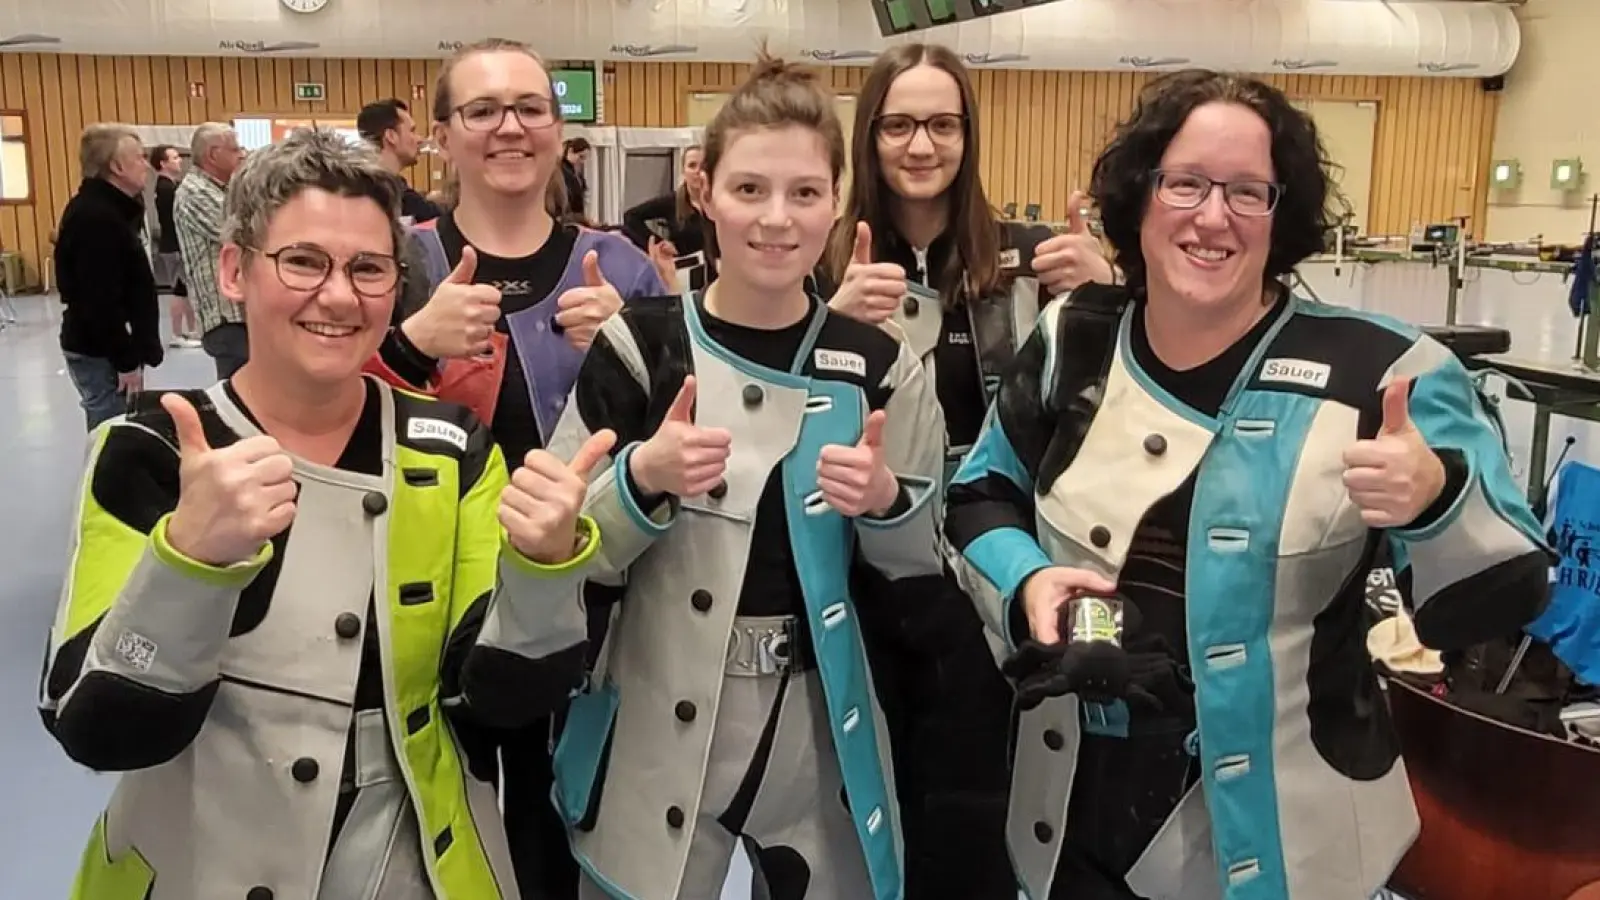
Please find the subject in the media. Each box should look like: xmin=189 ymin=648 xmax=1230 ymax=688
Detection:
xmin=246 ymin=888 xmax=274 ymax=900
xmin=742 ymin=384 xmax=764 ymax=407
xmin=1043 ymin=729 xmax=1065 ymax=751
xmin=1033 ymin=821 xmax=1053 ymax=843
xmin=1089 ymin=525 xmax=1111 ymax=548
xmin=1143 ymin=433 xmax=1168 ymax=456
xmin=362 ymin=491 xmax=388 ymax=516
xmin=666 ymin=805 xmax=686 ymax=829
xmin=708 ymin=480 xmax=728 ymax=500
xmin=690 ymin=590 xmax=713 ymax=613
xmin=902 ymin=296 xmax=920 ymax=317
xmin=291 ymin=757 xmax=320 ymax=783
xmin=675 ymin=701 xmax=697 ymax=723
xmin=334 ymin=613 xmax=361 ymax=640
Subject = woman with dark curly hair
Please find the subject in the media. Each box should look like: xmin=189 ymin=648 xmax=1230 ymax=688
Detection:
xmin=944 ymin=70 xmax=1549 ymax=899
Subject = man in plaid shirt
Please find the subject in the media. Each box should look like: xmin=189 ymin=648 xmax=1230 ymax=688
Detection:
xmin=174 ymin=122 xmax=246 ymax=378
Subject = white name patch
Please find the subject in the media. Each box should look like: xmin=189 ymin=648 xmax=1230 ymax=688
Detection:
xmin=408 ymin=417 xmax=469 ymax=451
xmin=1259 ymin=358 xmax=1331 ymax=391
xmin=814 ymin=349 xmax=867 ymax=378
xmin=999 ymin=248 xmax=1021 ymax=269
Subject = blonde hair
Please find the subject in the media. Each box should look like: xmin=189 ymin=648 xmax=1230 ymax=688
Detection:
xmin=432 ymin=38 xmax=552 ymax=124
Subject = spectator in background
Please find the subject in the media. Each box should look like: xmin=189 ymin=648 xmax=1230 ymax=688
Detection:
xmin=174 ymin=122 xmax=246 ymax=378
xmin=357 ymin=97 xmax=442 ymax=223
xmin=559 ymin=136 xmax=588 ymax=217
xmin=149 ymin=144 xmax=200 ymax=348
xmin=57 ymin=123 xmax=162 ymax=430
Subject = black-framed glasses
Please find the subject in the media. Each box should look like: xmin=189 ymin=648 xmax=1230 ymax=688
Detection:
xmin=1153 ymin=169 xmax=1282 ymax=217
xmin=258 ymin=243 xmax=403 ymax=297
xmin=452 ymin=97 xmax=559 ymax=133
xmin=874 ymin=113 xmax=966 ymax=147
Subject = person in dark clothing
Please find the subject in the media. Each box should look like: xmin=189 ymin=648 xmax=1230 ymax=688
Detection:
xmin=357 ymin=97 xmax=443 ymax=223
xmin=560 ymin=137 xmax=589 ymax=218
xmin=620 ymin=144 xmax=716 ymax=292
xmin=59 ymin=123 xmax=163 ymax=430
xmin=149 ymin=144 xmax=200 ymax=346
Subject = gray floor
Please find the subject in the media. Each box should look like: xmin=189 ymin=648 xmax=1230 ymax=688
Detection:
xmin=0 ymin=268 xmax=1562 ymax=895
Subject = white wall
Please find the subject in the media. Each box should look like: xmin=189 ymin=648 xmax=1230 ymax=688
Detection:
xmin=1486 ymin=0 xmax=1599 ymax=243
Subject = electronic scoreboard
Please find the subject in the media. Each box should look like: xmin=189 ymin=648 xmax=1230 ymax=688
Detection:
xmin=870 ymin=0 xmax=1060 ymax=36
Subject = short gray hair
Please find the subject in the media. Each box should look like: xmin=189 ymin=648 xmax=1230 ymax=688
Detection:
xmin=222 ymin=128 xmax=404 ymax=260
xmin=80 ymin=123 xmax=140 ymax=179
xmin=190 ymin=122 xmax=237 ymax=160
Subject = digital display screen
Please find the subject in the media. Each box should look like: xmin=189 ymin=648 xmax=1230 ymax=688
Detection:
xmin=870 ymin=0 xmax=1052 ymax=36
xmin=551 ymin=69 xmax=597 ymax=124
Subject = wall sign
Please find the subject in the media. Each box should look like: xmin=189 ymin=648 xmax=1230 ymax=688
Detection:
xmin=551 ymin=69 xmax=596 ymax=124
xmin=293 ymin=82 xmax=326 ymax=102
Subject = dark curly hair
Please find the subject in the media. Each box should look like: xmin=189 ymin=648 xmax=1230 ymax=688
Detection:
xmin=1090 ymin=70 xmax=1341 ymax=298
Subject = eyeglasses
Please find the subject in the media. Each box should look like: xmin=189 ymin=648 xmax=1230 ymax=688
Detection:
xmin=257 ymin=243 xmax=403 ymax=297
xmin=874 ymin=113 xmax=966 ymax=147
xmin=452 ymin=97 xmax=558 ymax=133
xmin=1153 ymin=169 xmax=1282 ymax=217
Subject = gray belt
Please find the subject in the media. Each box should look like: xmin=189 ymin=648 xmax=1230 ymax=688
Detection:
xmin=724 ymin=615 xmax=816 ymax=678
xmin=345 ymin=707 xmax=401 ymax=792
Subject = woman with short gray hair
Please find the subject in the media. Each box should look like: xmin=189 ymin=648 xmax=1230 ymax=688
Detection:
xmin=40 ymin=127 xmax=600 ymax=899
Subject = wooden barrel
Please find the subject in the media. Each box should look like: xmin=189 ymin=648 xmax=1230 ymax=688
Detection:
xmin=1387 ymin=677 xmax=1600 ymax=899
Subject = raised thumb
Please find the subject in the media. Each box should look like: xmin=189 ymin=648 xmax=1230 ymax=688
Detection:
xmin=568 ymin=428 xmax=617 ymax=478
xmin=1067 ymin=191 xmax=1089 ymax=234
xmin=447 ymin=246 xmax=479 ymax=284
xmin=1380 ymin=378 xmax=1414 ymax=435
xmin=852 ymin=220 xmax=872 ymax=265
xmin=582 ymin=249 xmax=606 ymax=287
xmin=860 ymin=409 xmax=887 ymax=449
xmin=161 ymin=393 xmax=210 ymax=456
xmin=665 ymin=375 xmax=697 ymax=424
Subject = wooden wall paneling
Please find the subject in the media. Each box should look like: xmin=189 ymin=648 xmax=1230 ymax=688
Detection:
xmin=0 ymin=52 xmax=1505 ymax=286
xmin=1 ymin=53 xmax=33 ymax=278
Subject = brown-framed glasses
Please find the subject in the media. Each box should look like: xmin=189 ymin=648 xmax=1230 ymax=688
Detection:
xmin=257 ymin=243 xmax=403 ymax=297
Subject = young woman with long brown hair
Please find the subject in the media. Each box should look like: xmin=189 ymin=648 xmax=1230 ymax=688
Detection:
xmin=818 ymin=42 xmax=1114 ymax=898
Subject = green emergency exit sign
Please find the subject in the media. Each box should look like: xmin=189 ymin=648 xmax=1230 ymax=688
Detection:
xmin=293 ymin=82 xmax=326 ymax=102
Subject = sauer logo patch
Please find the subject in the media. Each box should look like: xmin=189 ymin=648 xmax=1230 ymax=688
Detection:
xmin=1259 ymin=358 xmax=1331 ymax=391
xmin=814 ymin=349 xmax=867 ymax=378
xmin=407 ymin=417 xmax=469 ymax=451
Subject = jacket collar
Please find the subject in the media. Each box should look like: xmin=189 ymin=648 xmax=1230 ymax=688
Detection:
xmin=79 ymin=176 xmax=144 ymax=221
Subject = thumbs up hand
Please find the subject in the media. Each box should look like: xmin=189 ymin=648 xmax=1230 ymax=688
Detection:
xmin=160 ymin=393 xmax=297 ymax=567
xmin=501 ymin=428 xmax=617 ymax=564
xmin=627 ymin=375 xmax=733 ymax=498
xmin=1341 ymin=378 xmax=1448 ymax=528
xmin=554 ymin=250 xmax=624 ymax=351
xmin=817 ymin=409 xmax=900 ymax=518
xmin=1033 ymin=190 xmax=1116 ymax=295
xmin=401 ymin=246 xmax=505 ymax=360
xmin=828 ymin=221 xmax=907 ymax=326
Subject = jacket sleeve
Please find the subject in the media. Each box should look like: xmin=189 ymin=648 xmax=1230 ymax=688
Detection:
xmin=451 ymin=424 xmax=592 ymax=729
xmin=1383 ymin=336 xmax=1552 ymax=650
xmin=944 ymin=322 xmax=1058 ymax=652
xmin=621 ymin=192 xmax=677 ymax=250
xmin=545 ymin=315 xmax=675 ymax=584
xmin=39 ymin=422 xmax=270 ymax=771
xmin=854 ymin=337 xmax=947 ymax=580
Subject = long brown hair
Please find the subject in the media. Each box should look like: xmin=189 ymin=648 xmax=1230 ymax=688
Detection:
xmin=825 ymin=43 xmax=1001 ymax=308
xmin=699 ymin=50 xmax=846 ymax=263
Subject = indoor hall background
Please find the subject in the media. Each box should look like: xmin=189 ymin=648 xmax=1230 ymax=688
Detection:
xmin=0 ymin=53 xmax=1497 ymax=292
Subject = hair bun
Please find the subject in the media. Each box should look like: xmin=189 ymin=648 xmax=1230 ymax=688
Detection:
xmin=747 ymin=45 xmax=822 ymax=89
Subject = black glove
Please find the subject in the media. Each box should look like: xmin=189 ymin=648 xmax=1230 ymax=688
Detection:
xmin=1002 ymin=639 xmax=1131 ymax=711
xmin=1001 ymin=597 xmax=1144 ymax=711
xmin=1120 ymin=633 xmax=1194 ymax=714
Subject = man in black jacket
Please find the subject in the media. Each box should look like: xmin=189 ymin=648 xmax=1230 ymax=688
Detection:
xmin=58 ymin=123 xmax=163 ymax=430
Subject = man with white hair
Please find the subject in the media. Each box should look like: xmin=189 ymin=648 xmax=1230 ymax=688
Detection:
xmin=56 ymin=122 xmax=161 ymax=430
xmin=173 ymin=121 xmax=246 ymax=378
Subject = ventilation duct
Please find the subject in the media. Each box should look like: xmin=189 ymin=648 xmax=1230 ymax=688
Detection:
xmin=0 ymin=0 xmax=1520 ymax=77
